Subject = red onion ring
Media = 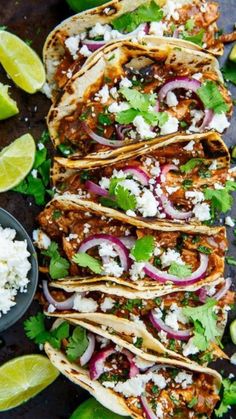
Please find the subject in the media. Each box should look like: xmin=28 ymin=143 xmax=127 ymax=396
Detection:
xmin=85 ymin=180 xmax=109 ymax=197
xmin=89 ymin=347 xmax=139 ymax=380
xmin=81 ymin=39 xmax=106 ymax=51
xmin=78 ymin=234 xmax=130 ymax=271
xmin=160 ymin=164 xmax=178 ymax=183
xmin=198 ymin=109 xmax=214 ymax=131
xmin=144 ymin=254 xmax=209 ymax=285
xmin=158 ymin=77 xmax=201 ymax=102
xmin=80 ymin=333 xmax=95 ymax=366
xmin=82 ymin=122 xmax=125 ymax=148
xmin=115 ymin=124 xmax=133 ymax=141
xmin=196 ymin=287 xmax=208 ymax=303
xmin=42 ymin=280 xmax=75 ymax=310
xmin=155 ymin=100 xmax=160 ymax=112
xmin=120 ymin=236 xmax=136 ymax=249
xmin=212 ymin=277 xmax=232 ymax=301
xmin=123 ymin=166 xmax=150 ymax=186
xmin=159 ymin=193 xmax=193 ymax=220
xmin=149 ymin=310 xmax=192 ymax=341
xmin=140 ymin=396 xmax=158 ymax=419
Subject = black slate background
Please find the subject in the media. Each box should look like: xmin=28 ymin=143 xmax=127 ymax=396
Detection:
xmin=0 ymin=0 xmax=235 ymax=418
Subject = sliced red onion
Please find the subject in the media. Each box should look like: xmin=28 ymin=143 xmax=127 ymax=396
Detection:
xmin=80 ymin=333 xmax=96 ymax=366
xmin=213 ymin=277 xmax=232 ymax=301
xmin=78 ymin=234 xmax=130 ymax=271
xmin=196 ymin=287 xmax=208 ymax=303
xmin=144 ymin=254 xmax=209 ymax=285
xmin=123 ymin=166 xmax=150 ymax=186
xmin=120 ymin=236 xmax=136 ymax=249
xmin=42 ymin=280 xmax=75 ymax=310
xmin=155 ymin=100 xmax=160 ymax=112
xmin=160 ymin=164 xmax=178 ymax=183
xmin=115 ymin=124 xmax=133 ymax=141
xmin=158 ymin=77 xmax=202 ymax=102
xmin=85 ymin=180 xmax=109 ymax=197
xmin=159 ymin=193 xmax=193 ymax=220
xmin=82 ymin=122 xmax=125 ymax=148
xmin=198 ymin=109 xmax=214 ymax=131
xmin=149 ymin=310 xmax=192 ymax=341
xmin=122 ymin=349 xmax=139 ymax=378
xmin=81 ymin=39 xmax=106 ymax=52
xmin=141 ymin=396 xmax=158 ymax=419
xmin=89 ymin=347 xmax=139 ymax=380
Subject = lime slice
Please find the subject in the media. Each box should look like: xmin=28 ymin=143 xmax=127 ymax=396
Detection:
xmin=0 ymin=133 xmax=35 ymax=192
xmin=232 ymin=145 xmax=236 ymax=160
xmin=0 ymin=82 xmax=19 ymax=120
xmin=0 ymin=354 xmax=59 ymax=411
xmin=229 ymin=44 xmax=236 ymax=63
xmin=230 ymin=319 xmax=236 ymax=344
xmin=0 ymin=30 xmax=46 ymax=93
xmin=70 ymin=398 xmax=129 ymax=419
xmin=66 ymin=0 xmax=107 ymax=13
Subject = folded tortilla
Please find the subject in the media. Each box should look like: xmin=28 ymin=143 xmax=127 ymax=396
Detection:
xmin=45 ymin=318 xmax=222 ymax=418
xmin=47 ymin=38 xmax=232 ymax=162
xmin=43 ymin=0 xmax=223 ymax=96
xmin=37 ymin=196 xmax=226 ymax=292
xmin=44 ymin=277 xmax=231 ymax=364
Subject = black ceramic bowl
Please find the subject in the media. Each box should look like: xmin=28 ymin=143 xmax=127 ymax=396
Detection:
xmin=0 ymin=208 xmax=38 ymax=333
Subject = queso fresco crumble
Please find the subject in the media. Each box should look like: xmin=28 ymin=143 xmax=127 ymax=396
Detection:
xmin=0 ymin=225 xmax=31 ymax=317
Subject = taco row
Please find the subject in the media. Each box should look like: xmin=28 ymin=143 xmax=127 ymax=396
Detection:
xmin=37 ymin=5 xmax=236 ymax=418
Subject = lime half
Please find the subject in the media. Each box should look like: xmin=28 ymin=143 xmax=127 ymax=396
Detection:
xmin=230 ymin=319 xmax=236 ymax=344
xmin=229 ymin=44 xmax=236 ymax=63
xmin=70 ymin=398 xmax=129 ymax=419
xmin=66 ymin=0 xmax=107 ymax=13
xmin=0 ymin=82 xmax=19 ymax=120
xmin=0 ymin=133 xmax=35 ymax=192
xmin=0 ymin=355 xmax=59 ymax=411
xmin=0 ymin=30 xmax=46 ymax=93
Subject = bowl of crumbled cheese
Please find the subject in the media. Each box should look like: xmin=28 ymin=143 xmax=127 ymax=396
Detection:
xmin=0 ymin=208 xmax=38 ymax=332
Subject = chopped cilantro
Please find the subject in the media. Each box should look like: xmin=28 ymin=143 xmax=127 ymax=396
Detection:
xmin=197 ymin=245 xmax=212 ymax=254
xmin=72 ymin=253 xmax=102 ymax=274
xmin=154 ymin=257 xmax=161 ymax=267
xmin=109 ymin=177 xmax=126 ymax=195
xmin=80 ymin=170 xmax=91 ymax=182
xmin=115 ymin=109 xmax=139 ymax=124
xmin=180 ymin=120 xmax=188 ymax=128
xmin=66 ymin=326 xmax=89 ymax=362
xmin=57 ymin=144 xmax=74 ymax=156
xmin=168 ymin=262 xmax=192 ymax=278
xmin=199 ymin=168 xmax=211 ymax=179
xmin=197 ymin=81 xmax=229 ymax=114
xmin=131 ymin=235 xmax=155 ymax=262
xmin=222 ymin=60 xmax=236 ymax=85
xmin=133 ymin=337 xmax=143 ymax=348
xmin=123 ymin=299 xmax=143 ymax=312
xmin=204 ymin=180 xmax=236 ymax=213
xmin=226 ymin=256 xmax=236 ymax=266
xmin=52 ymin=210 xmax=62 ymax=220
xmin=180 ymin=158 xmax=203 ymax=173
xmin=42 ymin=242 xmax=70 ymax=279
xmin=188 ymin=397 xmax=198 ymax=408
xmin=98 ymin=113 xmax=112 ymax=126
xmin=185 ymin=19 xmax=195 ymax=31
xmin=170 ymin=394 xmax=180 ymax=405
xmin=112 ymin=1 xmax=163 ymax=33
xmin=215 ymin=379 xmax=236 ymax=417
xmin=152 ymin=385 xmax=159 ymax=394
xmin=108 ymin=54 xmax=115 ymax=61
xmin=182 ymin=29 xmax=205 ymax=47
xmin=120 ymin=88 xmax=156 ymax=112
xmin=100 ymin=196 xmax=119 ymax=209
xmin=115 ymin=185 xmax=137 ymax=211
xmin=182 ymin=179 xmax=193 ymax=190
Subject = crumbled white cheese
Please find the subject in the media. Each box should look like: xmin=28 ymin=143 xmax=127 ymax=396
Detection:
xmin=119 ymin=179 xmax=141 ymax=196
xmin=156 ymin=403 xmax=164 ymax=419
xmin=73 ymin=294 xmax=98 ymax=312
xmin=126 ymin=210 xmax=136 ymax=217
xmin=166 ymin=91 xmax=179 ymax=107
xmin=158 ymin=330 xmax=168 ymax=344
xmin=99 ymin=177 xmax=110 ymax=189
xmin=133 ymin=116 xmax=156 ymax=139
xmin=79 ymin=45 xmax=92 ymax=58
xmin=151 ymin=373 xmax=167 ymax=389
xmin=149 ymin=21 xmax=167 ymax=37
xmin=150 ymin=161 xmax=161 ymax=177
xmin=100 ymin=297 xmax=115 ymax=312
xmin=183 ymin=140 xmax=195 ymax=151
xmin=108 ymin=102 xmax=130 ymax=113
xmin=208 ymin=160 xmax=217 ymax=171
xmin=136 ymin=189 xmax=158 ymax=217
xmin=209 ymin=113 xmax=230 ymax=133
xmin=119 ymin=77 xmax=132 ymax=89
xmin=182 ymin=337 xmax=200 ymax=357
xmin=33 ymin=229 xmax=51 ymax=250
xmin=225 ymin=216 xmax=235 ymax=227
xmin=166 ymin=186 xmax=180 ymax=195
xmin=129 ymin=262 xmax=145 ymax=281
xmin=175 ymin=371 xmax=193 ymax=389
xmin=160 ymin=116 xmax=179 ymax=135
xmin=185 ymin=190 xmax=204 ymax=205
xmin=110 ymin=87 xmax=119 ymax=99
xmin=193 ymin=202 xmax=211 ymax=221
xmin=192 ymin=73 xmax=203 ymax=81
xmin=160 ymin=249 xmax=183 ymax=268
xmin=114 ymin=373 xmax=151 ymax=397
xmin=47 ymin=304 xmax=56 ymax=313
xmin=65 ymin=35 xmax=80 ymax=59
xmin=96 ymin=84 xmax=110 ymax=104
xmin=89 ymin=23 xmax=111 ymax=38
xmin=99 ymin=242 xmax=118 ymax=258
xmin=103 ymin=260 xmax=124 ymax=277
xmin=188 ymin=110 xmax=204 ymax=133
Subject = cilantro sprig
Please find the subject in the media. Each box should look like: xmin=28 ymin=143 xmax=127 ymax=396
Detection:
xmin=72 ymin=253 xmax=102 ymax=274
xmin=131 ymin=235 xmax=155 ymax=262
xmin=112 ymin=1 xmax=163 ymax=33
xmin=42 ymin=242 xmax=70 ymax=279
xmin=12 ymin=131 xmax=52 ymax=205
xmin=101 ymin=178 xmax=137 ymax=212
xmin=197 ymin=81 xmax=229 ymax=114
xmin=215 ymin=379 xmax=236 ymax=417
xmin=180 ymin=158 xmax=204 ymax=173
xmin=66 ymin=326 xmax=89 ymax=362
xmin=182 ymin=29 xmax=205 ymax=47
xmin=168 ymin=262 xmax=192 ymax=278
xmin=204 ymin=180 xmax=236 ymax=213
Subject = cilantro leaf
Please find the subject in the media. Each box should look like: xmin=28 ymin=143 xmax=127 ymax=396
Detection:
xmin=109 ymin=177 xmax=126 ymax=195
xmin=222 ymin=60 xmax=236 ymax=85
xmin=112 ymin=1 xmax=163 ymax=33
xmin=123 ymin=299 xmax=143 ymax=312
xmin=185 ymin=19 xmax=195 ymax=31
xmin=98 ymin=113 xmax=112 ymax=126
xmin=100 ymin=197 xmax=120 ymax=209
xmin=226 ymin=256 xmax=236 ymax=266
xmin=204 ymin=181 xmax=236 ymax=213
xmin=215 ymin=379 xmax=236 ymax=417
xmin=120 ymin=88 xmax=156 ymax=112
xmin=168 ymin=262 xmax=192 ymax=278
xmin=183 ymin=299 xmax=220 ymax=347
xmin=197 ymin=245 xmax=212 ymax=255
xmin=180 ymin=158 xmax=203 ymax=173
xmin=42 ymin=241 xmax=70 ymax=279
xmin=72 ymin=253 xmax=102 ymax=274
xmin=182 ymin=29 xmax=205 ymax=47
xmin=131 ymin=235 xmax=155 ymax=262
xmin=197 ymin=81 xmax=229 ymax=114
xmin=24 ymin=312 xmax=46 ymax=342
xmin=57 ymin=143 xmax=75 ymax=156
xmin=66 ymin=326 xmax=89 ymax=362
xmin=115 ymin=185 xmax=137 ymax=211
xmin=115 ymin=109 xmax=139 ymax=124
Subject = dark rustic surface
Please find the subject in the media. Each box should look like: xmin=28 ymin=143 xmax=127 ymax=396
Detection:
xmin=0 ymin=0 xmax=235 ymax=418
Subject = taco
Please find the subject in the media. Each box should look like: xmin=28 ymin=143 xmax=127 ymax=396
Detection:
xmin=36 ymin=196 xmax=227 ymax=292
xmin=47 ymin=39 xmax=232 ymax=162
xmin=44 ymin=318 xmax=222 ymax=418
xmin=43 ymin=0 xmax=226 ymax=95
xmin=51 ymin=132 xmax=234 ymax=227
xmin=42 ymin=277 xmax=233 ymax=364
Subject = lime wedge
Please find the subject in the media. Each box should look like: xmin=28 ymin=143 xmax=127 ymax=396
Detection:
xmin=0 ymin=354 xmax=59 ymax=411
xmin=0 ymin=31 xmax=46 ymax=93
xmin=229 ymin=43 xmax=236 ymax=63
xmin=66 ymin=0 xmax=107 ymax=13
xmin=230 ymin=319 xmax=236 ymax=344
xmin=0 ymin=133 xmax=35 ymax=192
xmin=0 ymin=82 xmax=19 ymax=120
xmin=70 ymin=398 xmax=128 ymax=419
